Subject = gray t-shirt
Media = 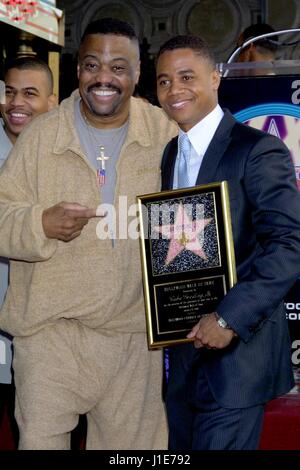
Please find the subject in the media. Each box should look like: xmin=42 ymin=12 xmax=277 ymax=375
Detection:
xmin=74 ymin=98 xmax=128 ymax=207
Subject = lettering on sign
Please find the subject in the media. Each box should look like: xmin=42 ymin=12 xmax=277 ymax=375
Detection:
xmin=291 ymin=80 xmax=300 ymax=104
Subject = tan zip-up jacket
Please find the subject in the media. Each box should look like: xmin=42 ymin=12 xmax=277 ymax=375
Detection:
xmin=0 ymin=91 xmax=177 ymax=336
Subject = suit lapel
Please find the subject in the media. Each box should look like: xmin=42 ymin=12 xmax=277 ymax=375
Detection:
xmin=162 ymin=110 xmax=237 ymax=190
xmin=196 ymin=110 xmax=236 ymax=185
xmin=161 ymin=137 xmax=178 ymax=190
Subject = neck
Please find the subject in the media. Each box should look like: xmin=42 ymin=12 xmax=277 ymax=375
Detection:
xmin=80 ymin=101 xmax=129 ymax=129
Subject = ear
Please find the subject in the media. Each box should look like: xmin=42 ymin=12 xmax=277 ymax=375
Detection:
xmin=47 ymin=94 xmax=58 ymax=111
xmin=135 ymin=60 xmax=141 ymax=85
xmin=77 ymin=63 xmax=81 ymax=80
xmin=248 ymin=43 xmax=257 ymax=61
xmin=242 ymin=45 xmax=251 ymax=62
xmin=211 ymin=69 xmax=221 ymax=91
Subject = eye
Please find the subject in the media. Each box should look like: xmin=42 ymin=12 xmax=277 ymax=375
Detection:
xmin=182 ymin=75 xmax=193 ymax=81
xmin=112 ymin=65 xmax=125 ymax=73
xmin=5 ymin=89 xmax=14 ymax=96
xmin=158 ymin=79 xmax=170 ymax=88
xmin=25 ymin=90 xmax=38 ymax=97
xmin=81 ymin=62 xmax=100 ymax=73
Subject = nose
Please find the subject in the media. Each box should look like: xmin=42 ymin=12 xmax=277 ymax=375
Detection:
xmin=93 ymin=66 xmax=114 ymax=85
xmin=168 ymin=78 xmax=184 ymax=95
xmin=9 ymin=92 xmax=26 ymax=106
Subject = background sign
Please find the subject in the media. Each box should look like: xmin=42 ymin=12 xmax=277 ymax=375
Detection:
xmin=219 ymin=74 xmax=300 ymax=367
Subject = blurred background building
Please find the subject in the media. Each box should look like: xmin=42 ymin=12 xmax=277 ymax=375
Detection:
xmin=58 ymin=0 xmax=300 ymax=60
xmin=1 ymin=0 xmax=300 ymax=100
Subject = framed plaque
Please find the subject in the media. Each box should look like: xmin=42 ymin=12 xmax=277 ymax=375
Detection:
xmin=137 ymin=181 xmax=236 ymax=349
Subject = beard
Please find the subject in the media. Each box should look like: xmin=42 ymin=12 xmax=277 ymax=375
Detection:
xmin=85 ymin=84 xmax=123 ymax=118
xmin=88 ymin=99 xmax=121 ymax=117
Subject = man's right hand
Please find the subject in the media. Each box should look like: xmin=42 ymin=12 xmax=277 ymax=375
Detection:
xmin=42 ymin=202 xmax=104 ymax=242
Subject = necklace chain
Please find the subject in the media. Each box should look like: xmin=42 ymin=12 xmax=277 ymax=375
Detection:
xmin=80 ymin=101 xmax=129 ymax=187
xmin=81 ymin=102 xmax=111 ymax=186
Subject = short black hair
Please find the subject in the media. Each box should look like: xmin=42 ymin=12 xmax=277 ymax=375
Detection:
xmin=241 ymin=23 xmax=278 ymax=54
xmin=4 ymin=56 xmax=54 ymax=93
xmin=81 ymin=17 xmax=138 ymax=45
xmin=157 ymin=35 xmax=216 ymax=68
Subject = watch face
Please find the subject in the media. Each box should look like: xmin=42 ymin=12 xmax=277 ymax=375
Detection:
xmin=218 ymin=318 xmax=228 ymax=329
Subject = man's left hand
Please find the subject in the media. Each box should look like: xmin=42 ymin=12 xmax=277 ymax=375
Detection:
xmin=187 ymin=313 xmax=237 ymax=349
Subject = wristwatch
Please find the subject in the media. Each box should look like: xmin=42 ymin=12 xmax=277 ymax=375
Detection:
xmin=215 ymin=313 xmax=231 ymax=330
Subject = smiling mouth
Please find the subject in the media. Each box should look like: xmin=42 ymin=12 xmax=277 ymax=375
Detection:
xmin=169 ymin=100 xmax=190 ymax=109
xmin=8 ymin=112 xmax=29 ymax=123
xmin=92 ymin=89 xmax=118 ymax=97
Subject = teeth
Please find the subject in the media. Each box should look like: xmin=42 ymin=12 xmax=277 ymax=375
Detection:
xmin=171 ymin=101 xmax=187 ymax=108
xmin=11 ymin=113 xmax=27 ymax=118
xmin=93 ymin=90 xmax=116 ymax=96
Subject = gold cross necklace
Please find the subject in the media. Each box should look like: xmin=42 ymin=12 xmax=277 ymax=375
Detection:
xmin=97 ymin=146 xmax=109 ymax=186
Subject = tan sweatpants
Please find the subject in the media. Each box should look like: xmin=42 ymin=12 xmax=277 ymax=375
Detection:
xmin=12 ymin=319 xmax=167 ymax=450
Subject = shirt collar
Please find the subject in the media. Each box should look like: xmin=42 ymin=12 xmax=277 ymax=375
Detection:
xmin=179 ymin=104 xmax=224 ymax=157
xmin=54 ymin=92 xmax=152 ymax=156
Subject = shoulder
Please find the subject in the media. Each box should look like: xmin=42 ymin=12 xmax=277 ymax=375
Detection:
xmin=163 ymin=136 xmax=178 ymax=154
xmin=15 ymin=93 xmax=74 ymax=144
xmin=130 ymin=96 xmax=177 ymax=139
xmin=229 ymin=114 xmax=288 ymax=154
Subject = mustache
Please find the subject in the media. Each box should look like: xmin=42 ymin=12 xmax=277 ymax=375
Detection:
xmin=6 ymin=106 xmax=28 ymax=113
xmin=87 ymin=83 xmax=121 ymax=94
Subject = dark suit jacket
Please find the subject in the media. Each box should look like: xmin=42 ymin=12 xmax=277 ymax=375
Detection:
xmin=162 ymin=109 xmax=300 ymax=407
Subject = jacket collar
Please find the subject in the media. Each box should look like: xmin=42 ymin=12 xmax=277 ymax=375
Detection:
xmin=53 ymin=91 xmax=151 ymax=156
xmin=124 ymin=97 xmax=152 ymax=148
xmin=163 ymin=109 xmax=236 ymax=188
xmin=196 ymin=109 xmax=236 ymax=185
xmin=53 ymin=90 xmax=82 ymax=156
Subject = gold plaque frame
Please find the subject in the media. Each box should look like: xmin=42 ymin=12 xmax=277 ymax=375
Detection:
xmin=137 ymin=181 xmax=236 ymax=349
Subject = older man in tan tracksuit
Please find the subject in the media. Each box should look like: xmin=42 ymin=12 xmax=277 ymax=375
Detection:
xmin=0 ymin=18 xmax=177 ymax=449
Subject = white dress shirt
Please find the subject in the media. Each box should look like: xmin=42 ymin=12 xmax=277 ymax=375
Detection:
xmin=173 ymin=104 xmax=224 ymax=189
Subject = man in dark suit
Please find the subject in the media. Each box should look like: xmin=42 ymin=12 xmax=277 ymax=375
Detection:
xmin=156 ymin=35 xmax=300 ymax=450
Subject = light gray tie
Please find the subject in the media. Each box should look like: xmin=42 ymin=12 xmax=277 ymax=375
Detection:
xmin=177 ymin=133 xmax=191 ymax=188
